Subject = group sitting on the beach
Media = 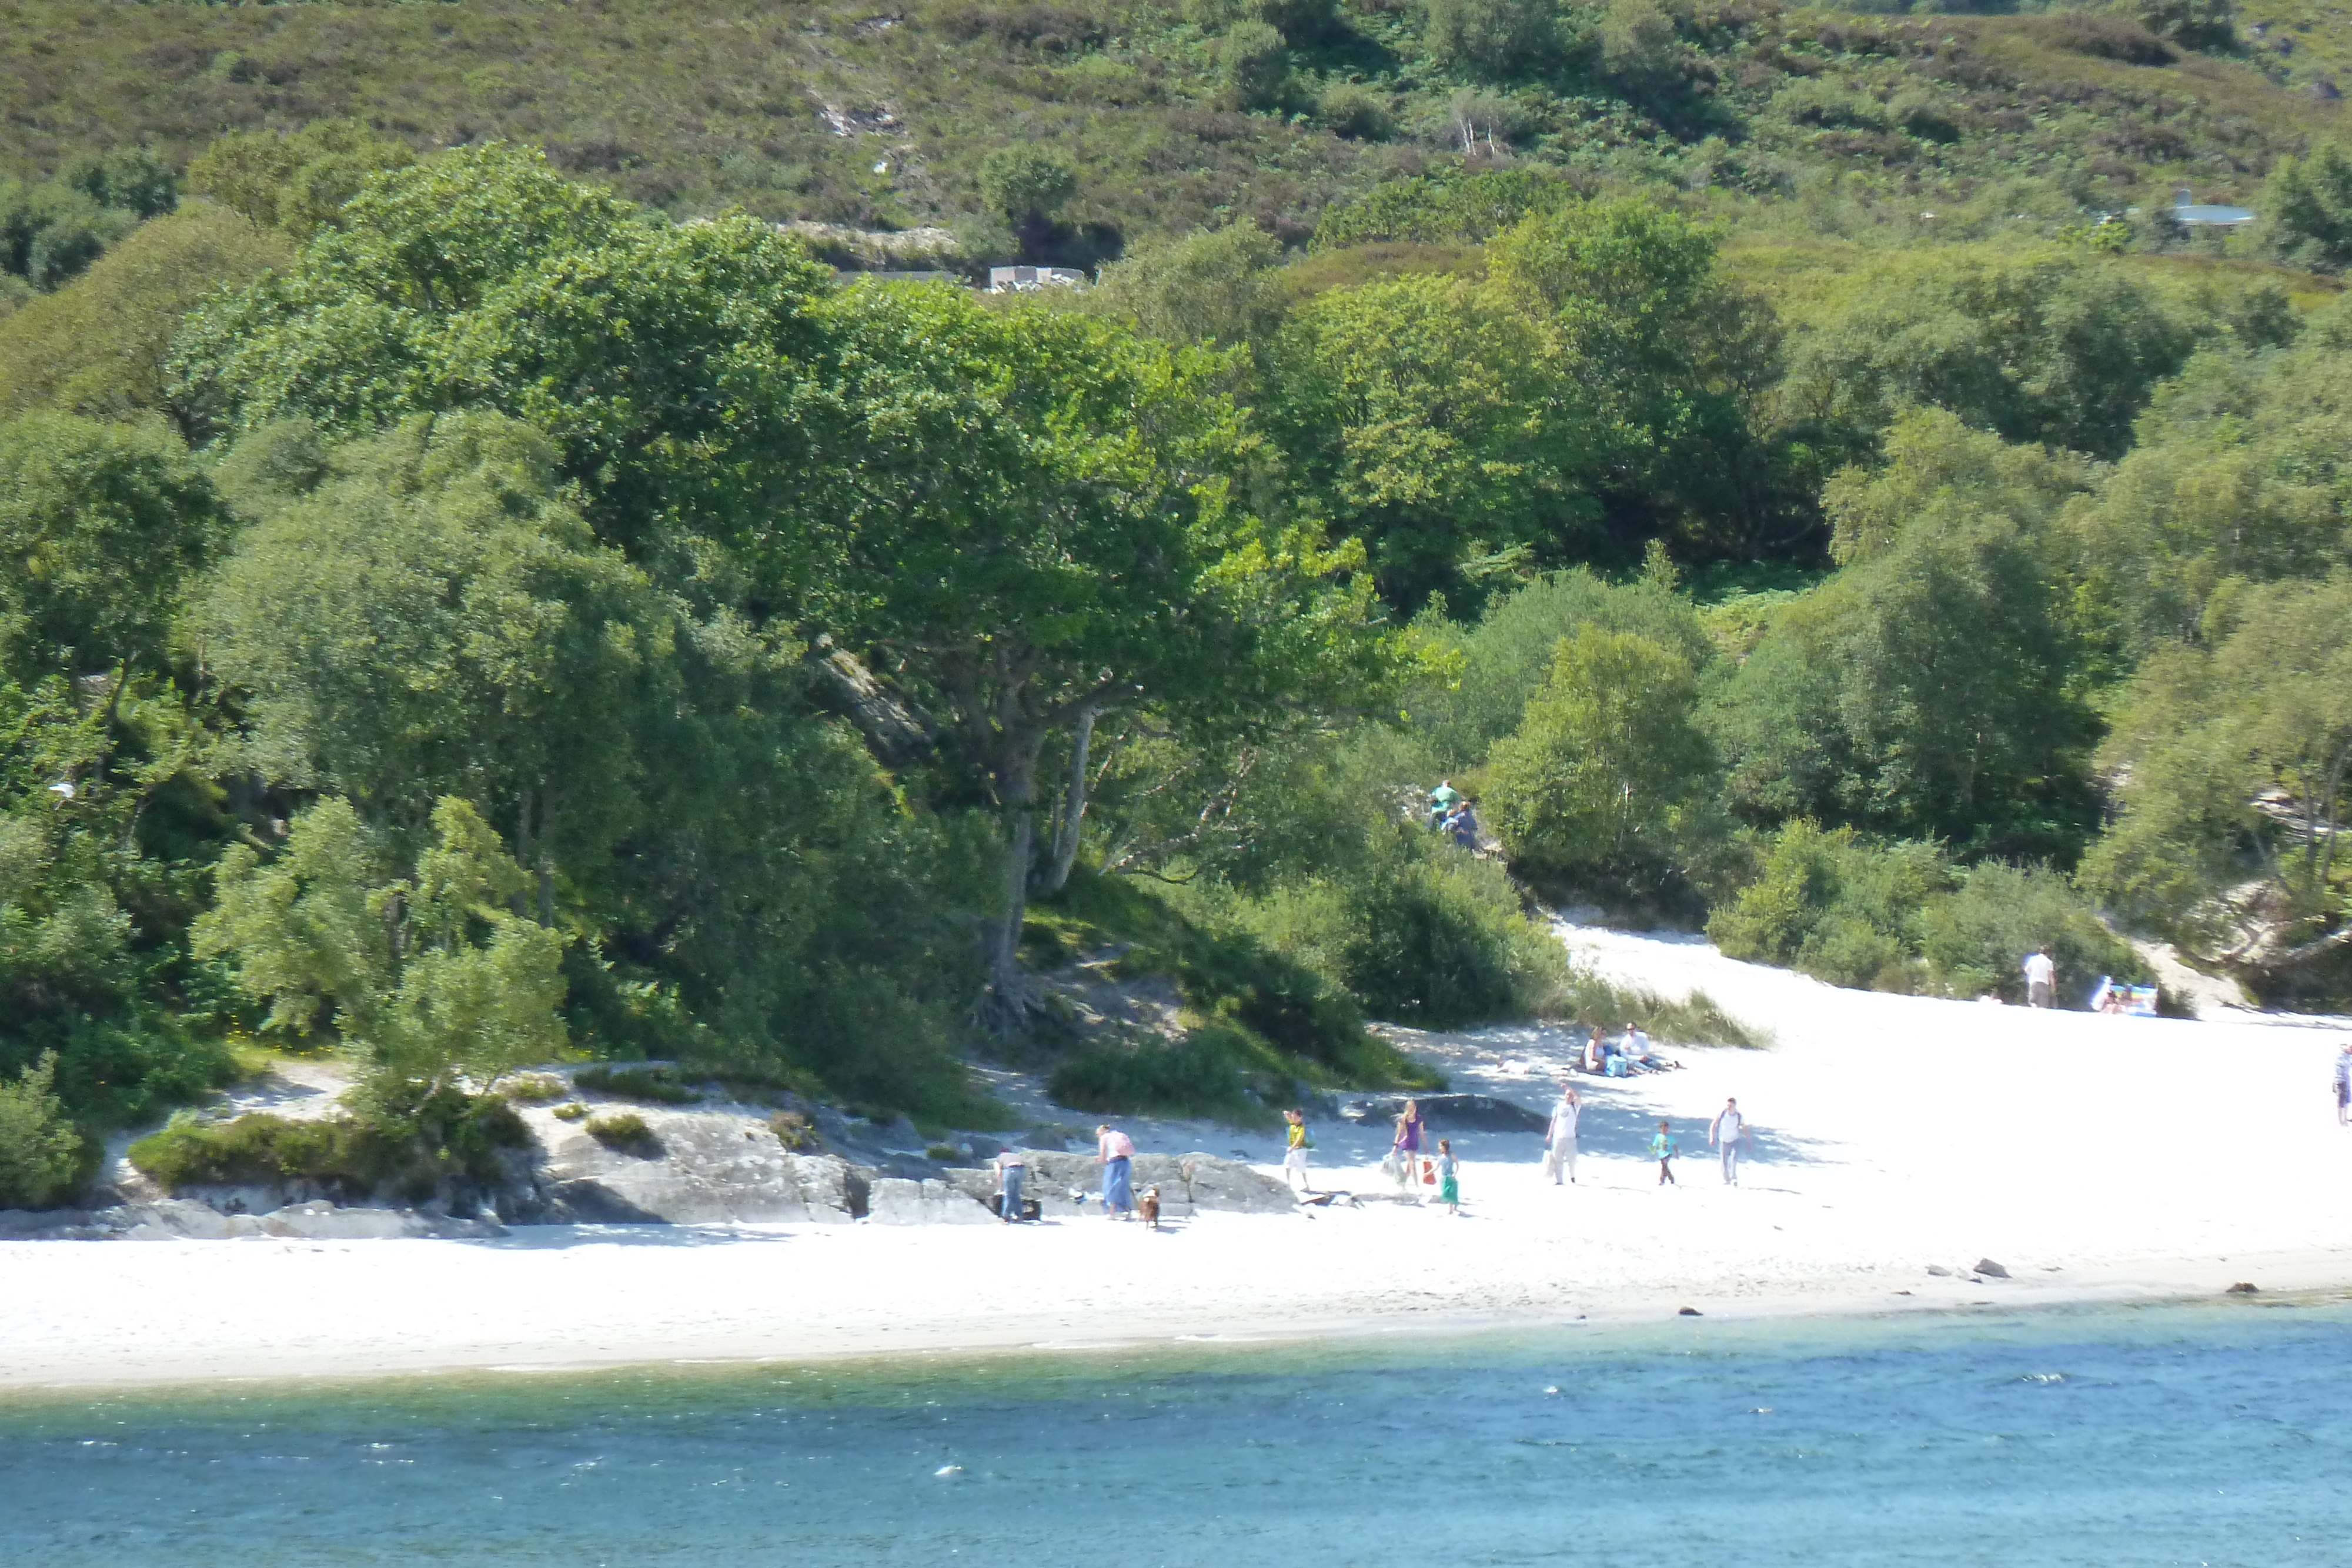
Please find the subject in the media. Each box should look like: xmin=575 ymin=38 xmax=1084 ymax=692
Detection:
xmin=1576 ymin=1023 xmax=1678 ymax=1076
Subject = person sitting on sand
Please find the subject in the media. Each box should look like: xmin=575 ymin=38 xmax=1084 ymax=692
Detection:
xmin=994 ymin=1145 xmax=1028 ymax=1223
xmin=1650 ymin=1120 xmax=1679 ymax=1186
xmin=1582 ymin=1028 xmax=1606 ymax=1075
xmin=1436 ymin=1138 xmax=1461 ymax=1215
xmin=1096 ymin=1123 xmax=1137 ymax=1220
xmin=1545 ymin=1085 xmax=1581 ymax=1185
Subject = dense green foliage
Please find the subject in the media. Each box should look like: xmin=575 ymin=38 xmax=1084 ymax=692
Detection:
xmin=8 ymin=3 xmax=2352 ymax=1177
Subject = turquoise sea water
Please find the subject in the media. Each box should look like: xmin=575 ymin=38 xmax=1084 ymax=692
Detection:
xmin=4 ymin=1301 xmax=2349 ymax=1567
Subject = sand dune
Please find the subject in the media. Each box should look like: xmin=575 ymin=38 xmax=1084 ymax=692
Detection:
xmin=5 ymin=924 xmax=2349 ymax=1389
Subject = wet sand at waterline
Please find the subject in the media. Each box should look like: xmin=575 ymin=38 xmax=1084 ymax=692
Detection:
xmin=5 ymin=923 xmax=2349 ymax=1390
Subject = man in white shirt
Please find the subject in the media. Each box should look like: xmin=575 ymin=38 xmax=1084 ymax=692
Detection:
xmin=2023 ymin=948 xmax=2056 ymax=1008
xmin=1544 ymin=1085 xmax=1581 ymax=1185
xmin=2334 ymin=1042 xmax=2351 ymax=1128
xmin=1709 ymin=1098 xmax=1748 ymax=1185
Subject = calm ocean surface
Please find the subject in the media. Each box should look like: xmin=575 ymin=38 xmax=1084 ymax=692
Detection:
xmin=3 ymin=1300 xmax=2347 ymax=1567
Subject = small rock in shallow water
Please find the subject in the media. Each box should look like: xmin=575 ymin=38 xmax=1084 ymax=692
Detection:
xmin=1678 ymin=1306 xmax=1703 ymax=1316
xmin=1974 ymin=1258 xmax=2010 ymax=1279
xmin=2225 ymin=1282 xmax=2258 ymax=1294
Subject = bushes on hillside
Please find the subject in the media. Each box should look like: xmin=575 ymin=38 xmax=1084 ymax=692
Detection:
xmin=1709 ymin=821 xmax=2143 ymax=1003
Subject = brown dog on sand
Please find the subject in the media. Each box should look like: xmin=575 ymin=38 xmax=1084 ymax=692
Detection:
xmin=1138 ymin=1187 xmax=1161 ymax=1231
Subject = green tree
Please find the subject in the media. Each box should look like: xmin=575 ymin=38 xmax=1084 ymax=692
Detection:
xmin=0 ymin=1052 xmax=83 ymax=1209
xmin=2065 ymin=343 xmax=2352 ymax=656
xmin=1709 ymin=504 xmax=2098 ymax=860
xmin=2266 ymin=141 xmax=2352 ymax=272
xmin=196 ymin=413 xmax=679 ymax=903
xmin=2085 ymin=574 xmax=2352 ymax=965
xmin=1782 ymin=252 xmax=2192 ymax=460
xmin=186 ymin=119 xmax=417 ymax=240
xmin=1486 ymin=198 xmax=1783 ymax=550
xmin=0 ymin=411 xmax=227 ymax=686
xmin=1267 ymin=270 xmax=1593 ymax=608
xmin=809 ymin=286 xmax=1390 ymax=1024
xmin=1221 ymin=19 xmax=1291 ymax=111
xmin=0 ymin=205 xmax=290 ymax=420
xmin=172 ymin=143 xmax=642 ymax=440
xmin=1092 ymin=224 xmax=1289 ymax=351
xmin=1422 ymin=0 xmax=1560 ymax=78
xmin=195 ymin=795 xmax=567 ymax=1093
xmin=977 ymin=146 xmax=1080 ymax=253
xmin=1485 ymin=626 xmax=1719 ymax=901
xmin=1410 ymin=566 xmax=1714 ymax=764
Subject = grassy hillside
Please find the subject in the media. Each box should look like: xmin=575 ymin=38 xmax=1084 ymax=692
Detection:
xmin=0 ymin=0 xmax=2340 ymax=258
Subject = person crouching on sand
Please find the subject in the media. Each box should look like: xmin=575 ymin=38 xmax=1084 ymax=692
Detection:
xmin=1436 ymin=1138 xmax=1461 ymax=1215
xmin=1282 ymin=1107 xmax=1315 ymax=1195
xmin=1650 ymin=1120 xmax=1679 ymax=1186
xmin=1096 ymin=1123 xmax=1137 ymax=1220
xmin=1545 ymin=1085 xmax=1581 ymax=1185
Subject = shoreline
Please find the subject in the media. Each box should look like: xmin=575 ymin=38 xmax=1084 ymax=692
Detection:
xmin=11 ymin=921 xmax=2351 ymax=1397
xmin=5 ymin=1219 xmax=2347 ymax=1394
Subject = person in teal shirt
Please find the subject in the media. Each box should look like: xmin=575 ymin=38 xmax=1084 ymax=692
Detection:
xmin=1649 ymin=1120 xmax=1679 ymax=1186
xmin=1436 ymin=1138 xmax=1461 ymax=1215
xmin=1428 ymin=780 xmax=1462 ymax=829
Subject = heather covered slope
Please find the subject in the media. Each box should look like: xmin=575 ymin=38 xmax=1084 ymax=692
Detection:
xmin=0 ymin=0 xmax=2340 ymax=252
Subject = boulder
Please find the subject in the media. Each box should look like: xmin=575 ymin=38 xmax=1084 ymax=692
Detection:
xmin=1973 ymin=1258 xmax=2011 ymax=1279
xmin=255 ymin=1202 xmax=504 ymax=1240
xmin=865 ymin=1178 xmax=995 ymax=1225
xmin=533 ymin=1108 xmax=863 ymax=1224
xmin=942 ymin=1151 xmax=1294 ymax=1218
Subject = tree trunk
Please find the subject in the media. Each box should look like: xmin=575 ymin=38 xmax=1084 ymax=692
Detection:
xmin=980 ymin=744 xmax=1041 ymax=1033
xmin=1038 ymin=703 xmax=1102 ymax=897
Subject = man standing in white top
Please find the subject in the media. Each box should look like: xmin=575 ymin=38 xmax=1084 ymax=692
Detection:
xmin=2023 ymin=947 xmax=2056 ymax=1008
xmin=1710 ymin=1098 xmax=1748 ymax=1185
xmin=1544 ymin=1085 xmax=1581 ymax=1185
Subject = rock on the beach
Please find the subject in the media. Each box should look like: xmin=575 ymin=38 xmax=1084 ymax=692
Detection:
xmin=536 ymin=1108 xmax=863 ymax=1223
xmin=865 ymin=1178 xmax=995 ymax=1225
xmin=940 ymin=1151 xmax=1294 ymax=1218
xmin=1973 ymin=1258 xmax=2011 ymax=1279
xmin=1925 ymin=1265 xmax=1952 ymax=1276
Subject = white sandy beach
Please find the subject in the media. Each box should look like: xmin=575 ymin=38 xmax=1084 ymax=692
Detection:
xmin=6 ymin=924 xmax=2351 ymax=1389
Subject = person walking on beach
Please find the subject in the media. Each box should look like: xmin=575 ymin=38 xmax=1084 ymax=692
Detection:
xmin=1282 ymin=1107 xmax=1315 ymax=1195
xmin=2023 ymin=947 xmax=2056 ymax=1008
xmin=1391 ymin=1099 xmax=1428 ymax=1196
xmin=1650 ymin=1120 xmax=1679 ymax=1186
xmin=1096 ymin=1123 xmax=1136 ymax=1220
xmin=1709 ymin=1098 xmax=1748 ymax=1186
xmin=994 ymin=1145 xmax=1027 ymax=1223
xmin=1436 ymin=1138 xmax=1461 ymax=1215
xmin=2335 ymin=1042 xmax=2351 ymax=1128
xmin=1545 ymin=1085 xmax=1581 ymax=1185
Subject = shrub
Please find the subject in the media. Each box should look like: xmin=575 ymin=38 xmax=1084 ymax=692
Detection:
xmin=925 ymin=1143 xmax=962 ymax=1161
xmin=1046 ymin=1025 xmax=1273 ymax=1123
xmin=127 ymin=1088 xmax=529 ymax=1198
xmin=1317 ymin=83 xmax=1392 ymax=141
xmin=552 ymin=1101 xmax=590 ymax=1122
xmin=770 ymin=1109 xmax=817 ymax=1150
xmin=1710 ymin=823 xmax=2144 ymax=1005
xmin=584 ymin=1111 xmax=654 ymax=1151
xmin=0 ymin=1052 xmax=85 ymax=1209
xmin=499 ymin=1073 xmax=568 ymax=1104
xmin=572 ymin=1065 xmax=701 ymax=1105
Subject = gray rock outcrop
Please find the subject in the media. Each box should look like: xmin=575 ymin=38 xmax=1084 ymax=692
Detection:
xmin=532 ymin=1108 xmax=864 ymax=1224
xmin=941 ymin=1151 xmax=1294 ymax=1219
xmin=865 ymin=1178 xmax=996 ymax=1225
